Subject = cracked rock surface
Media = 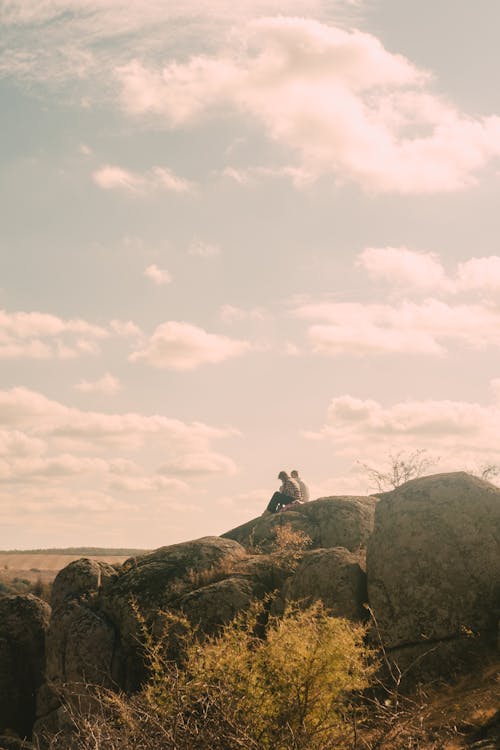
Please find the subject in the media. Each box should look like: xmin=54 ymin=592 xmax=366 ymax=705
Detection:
xmin=367 ymin=472 xmax=500 ymax=650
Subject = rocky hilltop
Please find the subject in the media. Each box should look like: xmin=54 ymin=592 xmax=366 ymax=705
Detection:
xmin=0 ymin=472 xmax=499 ymax=747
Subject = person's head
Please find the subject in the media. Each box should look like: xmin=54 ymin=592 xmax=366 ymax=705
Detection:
xmin=278 ymin=471 xmax=288 ymax=481
xmin=291 ymin=470 xmax=299 ymax=478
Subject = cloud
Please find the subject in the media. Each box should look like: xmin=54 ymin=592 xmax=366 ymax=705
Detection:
xmin=93 ymin=165 xmax=145 ymax=192
xmin=92 ymin=164 xmax=194 ymax=194
xmin=0 ymin=387 xmax=239 ymax=523
xmin=222 ymin=164 xmax=314 ymax=188
xmin=0 ymin=387 xmax=237 ymax=449
xmin=110 ymin=319 xmax=143 ymax=338
xmin=159 ymin=452 xmax=238 ymax=477
xmin=143 ymin=264 xmax=172 ymax=286
xmin=0 ymin=309 xmax=109 ymax=359
xmin=0 ymin=430 xmax=46 ymax=459
xmin=75 ymin=373 xmax=122 ymax=394
xmin=357 ymin=246 xmax=451 ymax=292
xmin=219 ymin=304 xmax=268 ymax=322
xmin=306 ymin=384 xmax=500 ymax=469
xmin=188 ymin=239 xmax=221 ymax=258
xmin=7 ymin=6 xmax=494 ymax=194
xmin=293 ymin=298 xmax=500 ymax=356
xmin=356 ymin=246 xmax=500 ymax=298
xmin=116 ymin=17 xmax=500 ymax=193
xmin=456 ymin=256 xmax=500 ymax=293
xmin=0 ymin=310 xmax=145 ymax=360
xmin=107 ymin=474 xmax=189 ymax=494
xmin=130 ymin=321 xmax=251 ymax=370
xmin=1 ymin=1 xmax=351 ymax=83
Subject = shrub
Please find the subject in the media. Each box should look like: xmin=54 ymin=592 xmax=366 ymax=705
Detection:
xmin=44 ymin=601 xmax=374 ymax=750
xmin=271 ymin=523 xmax=311 ymax=569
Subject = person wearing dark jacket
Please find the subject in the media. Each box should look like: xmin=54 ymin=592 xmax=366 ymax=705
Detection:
xmin=265 ymin=471 xmax=302 ymax=514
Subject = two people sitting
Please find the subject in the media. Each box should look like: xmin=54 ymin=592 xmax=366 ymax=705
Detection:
xmin=265 ymin=469 xmax=309 ymax=514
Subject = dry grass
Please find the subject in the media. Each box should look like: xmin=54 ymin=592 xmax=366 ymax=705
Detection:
xmin=358 ymin=658 xmax=500 ymax=750
xmin=0 ymin=554 xmax=129 ymax=580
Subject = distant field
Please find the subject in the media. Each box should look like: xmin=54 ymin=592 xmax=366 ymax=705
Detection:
xmin=0 ymin=550 xmax=146 ymax=584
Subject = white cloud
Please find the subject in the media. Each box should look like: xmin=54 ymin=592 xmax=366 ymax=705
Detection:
xmin=116 ymin=17 xmax=500 ymax=194
xmin=356 ymin=247 xmax=500 ymax=297
xmin=0 ymin=387 xmax=240 ymax=521
xmin=75 ymin=373 xmax=122 ymax=394
xmin=307 ymin=388 xmax=500 ymax=469
xmin=294 ymin=298 xmax=500 ymax=356
xmin=0 ymin=309 xmax=109 ymax=360
xmin=0 ymin=310 xmax=146 ymax=360
xmin=110 ymin=319 xmax=143 ymax=338
xmin=219 ymin=304 xmax=268 ymax=322
xmin=143 ymin=264 xmax=172 ymax=286
xmin=93 ymin=165 xmax=145 ymax=192
xmin=151 ymin=166 xmax=193 ymax=193
xmin=159 ymin=452 xmax=238 ymax=477
xmin=188 ymin=239 xmax=221 ymax=258
xmin=130 ymin=321 xmax=251 ymax=370
xmin=456 ymin=256 xmax=500 ymax=293
xmin=357 ymin=246 xmax=451 ymax=292
xmin=0 ymin=309 xmax=106 ymax=340
xmin=108 ymin=474 xmax=189 ymax=494
xmin=0 ymin=387 xmax=237 ymax=450
xmin=0 ymin=430 xmax=46 ymax=459
xmin=222 ymin=164 xmax=314 ymax=188
xmin=92 ymin=164 xmax=194 ymax=194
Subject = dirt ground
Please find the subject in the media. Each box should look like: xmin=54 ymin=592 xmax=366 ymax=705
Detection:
xmin=361 ymin=657 xmax=500 ymax=749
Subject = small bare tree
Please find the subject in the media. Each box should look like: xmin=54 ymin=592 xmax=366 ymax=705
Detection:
xmin=358 ymin=449 xmax=438 ymax=493
xmin=479 ymin=463 xmax=500 ymax=483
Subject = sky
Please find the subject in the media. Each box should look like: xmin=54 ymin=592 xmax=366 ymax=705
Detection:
xmin=2 ymin=0 xmax=500 ymax=549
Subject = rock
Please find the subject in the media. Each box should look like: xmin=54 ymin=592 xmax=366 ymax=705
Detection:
xmin=279 ymin=547 xmax=368 ymax=621
xmin=98 ymin=536 xmax=247 ymax=690
xmin=36 ymin=560 xmax=118 ymax=740
xmin=179 ymin=577 xmax=257 ymax=633
xmin=367 ymin=472 xmax=500 ymax=651
xmin=45 ymin=601 xmax=116 ymax=686
xmin=51 ymin=558 xmax=117 ymax=611
xmin=0 ymin=595 xmax=51 ymax=739
xmin=222 ymin=496 xmax=377 ymax=553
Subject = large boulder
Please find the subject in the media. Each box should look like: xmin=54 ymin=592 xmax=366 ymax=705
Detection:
xmin=51 ymin=558 xmax=117 ymax=611
xmin=0 ymin=595 xmax=51 ymax=739
xmin=45 ymin=602 xmax=116 ymax=686
xmin=367 ymin=472 xmax=500 ymax=652
xmin=36 ymin=559 xmax=119 ymax=738
xmin=222 ymin=496 xmax=377 ymax=554
xmin=279 ymin=547 xmax=368 ymax=621
xmin=98 ymin=536 xmax=248 ymax=690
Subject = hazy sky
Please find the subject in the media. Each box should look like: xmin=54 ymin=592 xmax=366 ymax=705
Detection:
xmin=2 ymin=0 xmax=500 ymax=549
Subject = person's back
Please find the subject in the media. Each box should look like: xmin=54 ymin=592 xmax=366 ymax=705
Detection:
xmin=281 ymin=475 xmax=301 ymax=502
xmin=291 ymin=470 xmax=309 ymax=502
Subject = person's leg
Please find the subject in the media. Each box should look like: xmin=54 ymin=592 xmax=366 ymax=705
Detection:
xmin=266 ymin=491 xmax=283 ymax=513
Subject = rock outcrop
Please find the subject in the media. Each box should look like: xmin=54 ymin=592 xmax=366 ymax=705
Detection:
xmin=367 ymin=472 xmax=500 ymax=653
xmin=25 ymin=471 xmax=500 ymax=742
xmin=0 ymin=595 xmax=51 ymax=739
xmin=278 ymin=547 xmax=368 ymax=621
xmin=222 ymin=495 xmax=377 ymax=553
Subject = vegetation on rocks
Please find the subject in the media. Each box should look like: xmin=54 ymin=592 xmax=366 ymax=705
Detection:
xmin=42 ymin=601 xmax=374 ymax=750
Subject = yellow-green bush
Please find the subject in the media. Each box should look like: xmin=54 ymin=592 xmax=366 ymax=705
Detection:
xmin=46 ymin=600 xmax=374 ymax=750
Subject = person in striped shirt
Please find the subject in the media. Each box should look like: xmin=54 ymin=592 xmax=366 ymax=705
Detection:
xmin=265 ymin=471 xmax=302 ymax=514
xmin=291 ymin=470 xmax=310 ymax=502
